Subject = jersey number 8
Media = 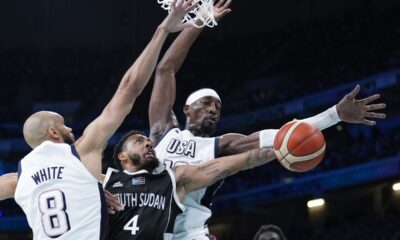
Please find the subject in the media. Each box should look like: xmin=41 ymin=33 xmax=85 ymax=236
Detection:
xmin=38 ymin=189 xmax=71 ymax=237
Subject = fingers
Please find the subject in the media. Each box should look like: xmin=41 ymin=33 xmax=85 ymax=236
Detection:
xmin=359 ymin=94 xmax=380 ymax=104
xmin=365 ymin=112 xmax=386 ymax=119
xmin=365 ymin=103 xmax=386 ymax=111
xmin=185 ymin=0 xmax=198 ymax=13
xmin=107 ymin=207 xmax=116 ymax=215
xmin=171 ymin=0 xmax=178 ymax=9
xmin=182 ymin=0 xmax=192 ymax=8
xmin=221 ymin=0 xmax=232 ymax=9
xmin=104 ymin=190 xmax=124 ymax=212
xmin=347 ymin=84 xmax=360 ymax=99
xmin=362 ymin=119 xmax=376 ymax=126
xmin=177 ymin=0 xmax=185 ymax=9
xmin=219 ymin=8 xmax=232 ymax=17
xmin=214 ymin=0 xmax=224 ymax=8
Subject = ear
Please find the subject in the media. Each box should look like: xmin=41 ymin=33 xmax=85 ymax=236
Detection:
xmin=47 ymin=127 xmax=60 ymax=140
xmin=183 ymin=105 xmax=191 ymax=117
xmin=118 ymin=152 xmax=127 ymax=161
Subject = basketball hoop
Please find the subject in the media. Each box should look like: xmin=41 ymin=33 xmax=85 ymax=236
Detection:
xmin=157 ymin=0 xmax=217 ymax=28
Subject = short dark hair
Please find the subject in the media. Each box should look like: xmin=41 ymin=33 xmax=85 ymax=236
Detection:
xmin=253 ymin=224 xmax=286 ymax=240
xmin=113 ymin=130 xmax=145 ymax=170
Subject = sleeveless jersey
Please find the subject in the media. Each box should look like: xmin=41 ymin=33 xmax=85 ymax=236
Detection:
xmin=14 ymin=141 xmax=108 ymax=240
xmin=154 ymin=128 xmax=223 ymax=239
xmin=103 ymin=168 xmax=184 ymax=240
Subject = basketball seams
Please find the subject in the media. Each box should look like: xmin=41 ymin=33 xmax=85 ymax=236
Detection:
xmin=275 ymin=121 xmax=325 ymax=172
xmin=285 ymin=143 xmax=325 ymax=163
xmin=275 ymin=149 xmax=291 ymax=170
xmin=280 ymin=122 xmax=323 ymax=159
xmin=280 ymin=121 xmax=302 ymax=157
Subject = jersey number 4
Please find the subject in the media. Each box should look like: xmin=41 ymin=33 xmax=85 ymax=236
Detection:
xmin=38 ymin=189 xmax=71 ymax=237
xmin=124 ymin=215 xmax=140 ymax=235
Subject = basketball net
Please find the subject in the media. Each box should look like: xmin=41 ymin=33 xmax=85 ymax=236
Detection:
xmin=157 ymin=0 xmax=217 ymax=28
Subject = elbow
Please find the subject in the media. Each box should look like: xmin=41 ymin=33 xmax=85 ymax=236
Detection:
xmin=156 ymin=60 xmax=175 ymax=74
xmin=122 ymin=74 xmax=145 ymax=97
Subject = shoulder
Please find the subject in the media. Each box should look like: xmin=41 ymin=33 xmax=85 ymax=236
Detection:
xmin=153 ymin=127 xmax=180 ymax=147
xmin=102 ymin=167 xmax=120 ymax=187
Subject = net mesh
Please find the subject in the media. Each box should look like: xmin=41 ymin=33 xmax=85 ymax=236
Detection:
xmin=157 ymin=0 xmax=217 ymax=28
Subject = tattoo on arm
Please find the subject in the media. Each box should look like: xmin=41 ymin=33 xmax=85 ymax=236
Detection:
xmin=177 ymin=160 xmax=230 ymax=192
xmin=199 ymin=160 xmax=231 ymax=180
xmin=247 ymin=148 xmax=275 ymax=168
xmin=176 ymin=172 xmax=191 ymax=190
xmin=177 ymin=148 xmax=274 ymax=193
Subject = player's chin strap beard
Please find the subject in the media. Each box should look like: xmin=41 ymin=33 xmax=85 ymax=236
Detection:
xmin=130 ymin=153 xmax=160 ymax=172
xmin=201 ymin=121 xmax=215 ymax=137
xmin=187 ymin=120 xmax=215 ymax=137
xmin=143 ymin=157 xmax=160 ymax=173
xmin=129 ymin=153 xmax=141 ymax=165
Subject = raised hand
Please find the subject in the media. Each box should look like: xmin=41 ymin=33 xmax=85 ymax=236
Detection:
xmin=213 ymin=0 xmax=232 ymax=22
xmin=336 ymin=84 xmax=386 ymax=126
xmin=161 ymin=0 xmax=198 ymax=33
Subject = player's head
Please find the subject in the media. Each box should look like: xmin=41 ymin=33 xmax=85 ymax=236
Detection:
xmin=23 ymin=111 xmax=75 ymax=149
xmin=113 ymin=130 xmax=159 ymax=172
xmin=253 ymin=224 xmax=286 ymax=240
xmin=183 ymin=88 xmax=221 ymax=137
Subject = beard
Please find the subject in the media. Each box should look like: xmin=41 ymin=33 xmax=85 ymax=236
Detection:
xmin=128 ymin=153 xmax=141 ymax=165
xmin=200 ymin=119 xmax=216 ymax=136
xmin=129 ymin=153 xmax=159 ymax=172
xmin=143 ymin=157 xmax=160 ymax=172
xmin=61 ymin=132 xmax=75 ymax=145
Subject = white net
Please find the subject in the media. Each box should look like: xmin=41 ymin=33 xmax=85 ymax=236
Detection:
xmin=157 ymin=0 xmax=217 ymax=28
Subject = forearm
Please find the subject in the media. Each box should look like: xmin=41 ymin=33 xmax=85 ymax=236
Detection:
xmin=243 ymin=148 xmax=276 ymax=169
xmin=215 ymin=148 xmax=275 ymax=178
xmin=121 ymin=26 xmax=169 ymax=96
xmin=149 ymin=27 xmax=203 ymax=131
xmin=76 ymin=28 xmax=170 ymax=163
xmin=0 ymin=173 xmax=17 ymax=201
xmin=259 ymin=106 xmax=341 ymax=148
xmin=184 ymin=148 xmax=275 ymax=193
xmin=157 ymin=26 xmax=203 ymax=73
xmin=300 ymin=105 xmax=341 ymax=130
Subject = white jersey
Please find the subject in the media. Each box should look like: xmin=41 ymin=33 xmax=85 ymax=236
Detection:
xmin=15 ymin=141 xmax=108 ymax=240
xmin=154 ymin=128 xmax=222 ymax=240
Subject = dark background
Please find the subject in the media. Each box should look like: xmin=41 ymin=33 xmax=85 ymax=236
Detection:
xmin=0 ymin=0 xmax=399 ymax=239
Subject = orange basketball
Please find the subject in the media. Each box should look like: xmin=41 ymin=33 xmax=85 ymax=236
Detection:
xmin=273 ymin=120 xmax=326 ymax=172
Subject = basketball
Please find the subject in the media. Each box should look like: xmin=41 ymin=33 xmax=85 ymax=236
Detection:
xmin=273 ymin=121 xmax=326 ymax=172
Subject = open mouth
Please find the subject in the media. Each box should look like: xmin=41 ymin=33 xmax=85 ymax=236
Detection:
xmin=144 ymin=150 xmax=155 ymax=158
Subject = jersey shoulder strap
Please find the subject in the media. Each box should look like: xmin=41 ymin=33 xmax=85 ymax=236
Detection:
xmin=102 ymin=167 xmax=119 ymax=188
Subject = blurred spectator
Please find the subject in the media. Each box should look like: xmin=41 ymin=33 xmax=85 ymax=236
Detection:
xmin=253 ymin=225 xmax=287 ymax=240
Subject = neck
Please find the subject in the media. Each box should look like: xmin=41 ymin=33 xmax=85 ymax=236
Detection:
xmin=185 ymin=120 xmax=212 ymax=137
xmin=123 ymin=165 xmax=143 ymax=173
xmin=123 ymin=164 xmax=155 ymax=173
xmin=185 ymin=126 xmax=211 ymax=137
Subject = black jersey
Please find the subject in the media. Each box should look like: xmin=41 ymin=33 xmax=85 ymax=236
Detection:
xmin=103 ymin=168 xmax=184 ymax=240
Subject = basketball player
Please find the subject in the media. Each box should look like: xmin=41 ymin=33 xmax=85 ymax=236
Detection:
xmin=147 ymin=1 xmax=387 ymax=239
xmin=0 ymin=2 xmax=197 ymax=239
xmin=103 ymin=131 xmax=275 ymax=240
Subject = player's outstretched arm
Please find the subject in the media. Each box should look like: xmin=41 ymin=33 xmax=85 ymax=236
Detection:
xmin=0 ymin=172 xmax=17 ymax=201
xmin=149 ymin=26 xmax=204 ymax=144
xmin=173 ymin=147 xmax=274 ymax=198
xmin=218 ymin=84 xmax=387 ymax=155
xmin=149 ymin=0 xmax=232 ymax=145
xmin=75 ymin=0 xmax=197 ymax=180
